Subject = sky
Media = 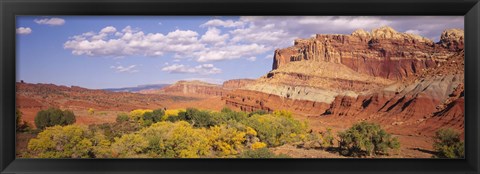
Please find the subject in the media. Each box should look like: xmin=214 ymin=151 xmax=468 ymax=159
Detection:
xmin=16 ymin=16 xmax=464 ymax=89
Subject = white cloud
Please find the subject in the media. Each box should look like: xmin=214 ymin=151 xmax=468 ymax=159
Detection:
xmin=16 ymin=27 xmax=32 ymax=35
xmin=64 ymin=26 xmax=205 ymax=57
xmin=195 ymin=44 xmax=270 ymax=62
xmin=405 ymin=29 xmax=423 ymax=35
xmin=34 ymin=17 xmax=65 ymax=26
xmin=110 ymin=64 xmax=139 ymax=73
xmin=100 ymin=26 xmax=117 ymax=33
xmin=200 ymin=27 xmax=229 ymax=45
xmin=247 ymin=56 xmax=256 ymax=62
xmin=161 ymin=64 xmax=221 ymax=75
xmin=201 ymin=19 xmax=244 ymax=28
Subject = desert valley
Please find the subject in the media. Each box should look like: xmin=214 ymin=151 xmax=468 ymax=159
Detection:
xmin=16 ymin=26 xmax=464 ymax=158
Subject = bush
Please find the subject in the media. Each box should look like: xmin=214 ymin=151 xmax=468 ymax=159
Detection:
xmin=238 ymin=148 xmax=290 ymax=158
xmin=433 ymin=128 xmax=464 ymax=158
xmin=248 ymin=110 xmax=268 ymax=117
xmin=206 ymin=125 xmax=250 ymax=157
xmin=141 ymin=109 xmax=164 ymax=126
xmin=111 ymin=133 xmax=149 ymax=158
xmin=244 ymin=111 xmax=308 ymax=147
xmin=116 ymin=113 xmax=130 ymax=123
xmin=88 ymin=108 xmax=95 ymax=115
xmin=27 ymin=125 xmax=93 ymax=158
xmin=89 ymin=121 xmax=141 ymax=141
xmin=34 ymin=108 xmax=76 ymax=130
xmin=139 ymin=121 xmax=210 ymax=158
xmin=16 ymin=109 xmax=31 ymax=132
xmin=338 ymin=122 xmax=400 ymax=157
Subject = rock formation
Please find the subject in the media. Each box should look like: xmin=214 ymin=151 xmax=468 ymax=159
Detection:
xmin=223 ymin=26 xmax=464 ymax=137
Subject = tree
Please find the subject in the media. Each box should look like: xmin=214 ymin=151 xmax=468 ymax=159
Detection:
xmin=338 ymin=122 xmax=400 ymax=157
xmin=141 ymin=109 xmax=164 ymax=126
xmin=16 ymin=108 xmax=31 ymax=132
xmin=27 ymin=125 xmax=93 ymax=158
xmin=34 ymin=108 xmax=76 ymax=129
xmin=433 ymin=128 xmax=464 ymax=158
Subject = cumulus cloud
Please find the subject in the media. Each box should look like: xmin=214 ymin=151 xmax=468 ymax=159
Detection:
xmin=64 ymin=25 xmax=271 ymax=62
xmin=34 ymin=17 xmax=65 ymax=26
xmin=16 ymin=27 xmax=32 ymax=35
xmin=110 ymin=64 xmax=139 ymax=73
xmin=64 ymin=26 xmax=205 ymax=57
xmin=161 ymin=64 xmax=221 ymax=75
xmin=200 ymin=27 xmax=229 ymax=45
xmin=100 ymin=26 xmax=117 ymax=33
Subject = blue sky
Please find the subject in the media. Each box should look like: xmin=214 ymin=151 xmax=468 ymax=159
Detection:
xmin=16 ymin=16 xmax=463 ymax=89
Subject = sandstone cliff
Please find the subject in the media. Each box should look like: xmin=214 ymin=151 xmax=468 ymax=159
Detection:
xmin=272 ymin=26 xmax=461 ymax=80
xmin=223 ymin=26 xmax=464 ymax=137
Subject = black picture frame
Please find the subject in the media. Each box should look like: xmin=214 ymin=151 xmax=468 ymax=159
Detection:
xmin=1 ymin=0 xmax=479 ymax=173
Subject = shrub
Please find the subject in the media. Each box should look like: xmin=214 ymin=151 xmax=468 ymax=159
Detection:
xmin=128 ymin=109 xmax=152 ymax=121
xmin=338 ymin=122 xmax=400 ymax=157
xmin=206 ymin=125 xmax=248 ymax=157
xmin=320 ymin=128 xmax=334 ymax=147
xmin=238 ymin=148 xmax=290 ymax=158
xmin=111 ymin=133 xmax=149 ymax=158
xmin=88 ymin=108 xmax=95 ymax=115
xmin=116 ymin=113 xmax=130 ymax=123
xmin=90 ymin=131 xmax=112 ymax=158
xmin=244 ymin=111 xmax=308 ymax=147
xmin=89 ymin=121 xmax=141 ymax=141
xmin=248 ymin=110 xmax=268 ymax=117
xmin=251 ymin=142 xmax=267 ymax=149
xmin=141 ymin=109 xmax=164 ymax=126
xmin=433 ymin=128 xmax=464 ymax=158
xmin=27 ymin=125 xmax=93 ymax=158
xmin=34 ymin=108 xmax=76 ymax=130
xmin=16 ymin=109 xmax=31 ymax=132
xmin=139 ymin=121 xmax=210 ymax=158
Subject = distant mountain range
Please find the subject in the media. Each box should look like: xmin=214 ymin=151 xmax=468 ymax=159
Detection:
xmin=102 ymin=84 xmax=169 ymax=92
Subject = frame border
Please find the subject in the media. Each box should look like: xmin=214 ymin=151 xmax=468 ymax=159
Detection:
xmin=1 ymin=0 xmax=479 ymax=173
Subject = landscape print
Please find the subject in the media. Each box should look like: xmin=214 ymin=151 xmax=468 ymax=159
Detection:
xmin=16 ymin=16 xmax=464 ymax=158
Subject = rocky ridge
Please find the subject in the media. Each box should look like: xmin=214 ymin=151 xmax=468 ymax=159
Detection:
xmin=223 ymin=26 xmax=464 ymax=137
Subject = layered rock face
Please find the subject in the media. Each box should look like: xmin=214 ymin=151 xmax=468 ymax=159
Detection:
xmin=223 ymin=26 xmax=464 ymax=137
xmin=272 ymin=26 xmax=461 ymax=80
xmin=222 ymin=79 xmax=256 ymax=89
xmin=141 ymin=79 xmax=256 ymax=97
xmin=147 ymin=80 xmax=225 ymax=97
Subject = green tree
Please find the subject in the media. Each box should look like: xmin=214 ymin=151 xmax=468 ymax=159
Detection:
xmin=338 ymin=122 xmax=400 ymax=157
xmin=16 ymin=108 xmax=31 ymax=132
xmin=141 ymin=109 xmax=164 ymax=126
xmin=34 ymin=108 xmax=76 ymax=130
xmin=433 ymin=128 xmax=464 ymax=158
